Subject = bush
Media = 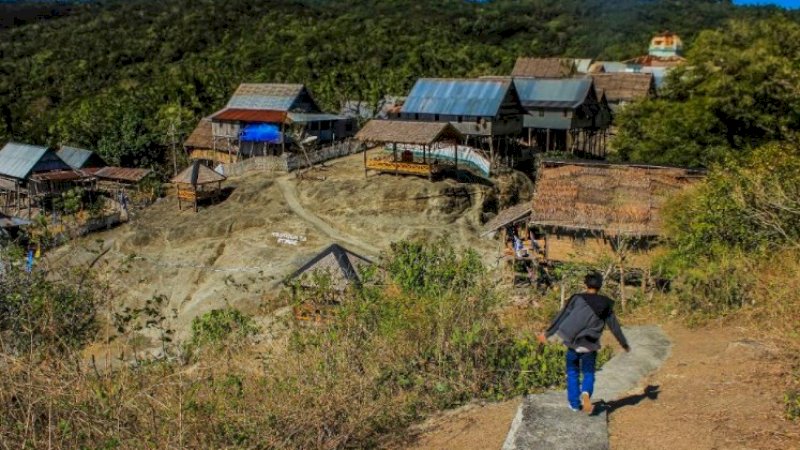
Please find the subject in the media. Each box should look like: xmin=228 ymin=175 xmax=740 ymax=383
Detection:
xmin=190 ymin=307 xmax=259 ymax=348
xmin=656 ymin=143 xmax=800 ymax=314
xmin=786 ymin=390 xmax=800 ymax=421
xmin=0 ymin=245 xmax=98 ymax=355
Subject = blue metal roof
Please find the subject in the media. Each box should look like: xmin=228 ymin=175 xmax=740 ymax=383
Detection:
xmin=401 ymin=79 xmax=513 ymax=117
xmin=514 ymin=78 xmax=593 ymax=109
xmin=0 ymin=142 xmax=70 ymax=180
xmin=57 ymin=146 xmax=93 ymax=169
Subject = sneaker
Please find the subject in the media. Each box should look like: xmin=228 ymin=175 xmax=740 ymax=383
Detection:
xmin=569 ymin=406 xmax=580 ymax=412
xmin=581 ymin=392 xmax=592 ymax=413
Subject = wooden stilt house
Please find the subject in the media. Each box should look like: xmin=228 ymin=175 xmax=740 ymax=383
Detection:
xmin=398 ymin=78 xmax=525 ymax=165
xmin=0 ymin=142 xmax=83 ymax=215
xmin=171 ymin=161 xmax=226 ymax=212
xmin=512 ymin=78 xmax=609 ymax=156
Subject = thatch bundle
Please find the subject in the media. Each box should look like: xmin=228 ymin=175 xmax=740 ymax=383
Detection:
xmin=530 ymin=161 xmax=704 ymax=236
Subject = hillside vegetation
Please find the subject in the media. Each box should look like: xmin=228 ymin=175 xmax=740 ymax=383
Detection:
xmin=1 ymin=0 xmax=795 ymax=171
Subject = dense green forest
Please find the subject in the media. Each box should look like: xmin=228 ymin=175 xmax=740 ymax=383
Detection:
xmin=0 ymin=0 xmax=794 ymax=170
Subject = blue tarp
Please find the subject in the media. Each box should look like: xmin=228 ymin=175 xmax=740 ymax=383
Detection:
xmin=240 ymin=123 xmax=282 ymax=143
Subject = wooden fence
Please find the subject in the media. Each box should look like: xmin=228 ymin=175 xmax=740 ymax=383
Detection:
xmin=217 ymin=140 xmax=363 ymax=178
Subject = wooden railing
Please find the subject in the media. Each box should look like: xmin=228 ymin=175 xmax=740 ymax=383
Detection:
xmin=216 ymin=140 xmax=363 ymax=177
xmin=366 ymin=158 xmax=434 ymax=178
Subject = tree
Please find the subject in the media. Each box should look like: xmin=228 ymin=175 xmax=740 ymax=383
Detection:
xmin=613 ymin=16 xmax=800 ymax=166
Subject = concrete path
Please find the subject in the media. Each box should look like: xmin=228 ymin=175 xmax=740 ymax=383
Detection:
xmin=275 ymin=176 xmax=381 ymax=256
xmin=502 ymin=326 xmax=671 ymax=450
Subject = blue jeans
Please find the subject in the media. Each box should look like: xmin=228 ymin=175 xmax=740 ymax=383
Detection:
xmin=566 ymin=348 xmax=597 ymax=409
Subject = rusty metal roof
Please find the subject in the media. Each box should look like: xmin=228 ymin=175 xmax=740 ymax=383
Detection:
xmin=94 ymin=166 xmax=153 ymax=183
xmin=212 ymin=108 xmax=287 ymax=123
xmin=30 ymin=169 xmax=89 ymax=182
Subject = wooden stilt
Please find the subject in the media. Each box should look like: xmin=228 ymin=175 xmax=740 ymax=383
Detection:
xmin=546 ymin=129 xmax=551 ymax=152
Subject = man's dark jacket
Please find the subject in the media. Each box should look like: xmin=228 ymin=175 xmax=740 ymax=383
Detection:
xmin=545 ymin=293 xmax=629 ymax=352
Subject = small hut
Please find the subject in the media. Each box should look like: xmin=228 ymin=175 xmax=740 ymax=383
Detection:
xmin=528 ymin=159 xmax=705 ymax=268
xmin=286 ymin=243 xmax=375 ymax=321
xmin=171 ymin=161 xmax=226 ymax=212
xmin=356 ymin=120 xmax=477 ymax=179
xmin=288 ymin=243 xmax=373 ymax=291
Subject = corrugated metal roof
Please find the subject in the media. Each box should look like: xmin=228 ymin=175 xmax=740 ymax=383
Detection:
xmin=0 ymin=142 xmax=70 ymax=180
xmin=514 ymin=78 xmax=593 ymax=109
xmin=226 ymin=83 xmax=305 ymax=111
xmin=30 ymin=169 xmax=88 ymax=182
xmin=94 ymin=166 xmax=152 ymax=183
xmin=212 ymin=108 xmax=287 ymax=123
xmin=287 ymin=113 xmax=347 ymax=123
xmin=56 ymin=145 xmax=107 ymax=169
xmin=401 ymin=78 xmax=512 ymax=117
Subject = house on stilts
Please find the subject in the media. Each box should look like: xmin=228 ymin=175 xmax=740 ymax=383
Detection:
xmin=184 ymin=83 xmax=357 ymax=166
xmin=397 ymin=78 xmax=526 ymax=165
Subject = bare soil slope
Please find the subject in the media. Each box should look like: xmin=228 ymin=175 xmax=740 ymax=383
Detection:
xmin=51 ymin=151 xmax=505 ymax=340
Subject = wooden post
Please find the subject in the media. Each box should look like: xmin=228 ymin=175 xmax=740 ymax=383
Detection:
xmin=454 ymin=142 xmax=459 ymax=179
xmin=363 ymin=144 xmax=368 ymax=179
xmin=281 ymin=121 xmax=286 ymax=155
xmin=177 ymin=184 xmax=182 ymax=210
xmin=528 ymin=128 xmax=532 ymax=147
xmin=546 ymin=129 xmax=551 ymax=152
xmin=193 ymin=185 xmax=198 ymax=213
xmin=488 ymin=137 xmax=495 ymax=168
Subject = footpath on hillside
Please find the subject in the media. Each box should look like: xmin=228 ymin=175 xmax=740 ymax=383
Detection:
xmin=502 ymin=326 xmax=672 ymax=450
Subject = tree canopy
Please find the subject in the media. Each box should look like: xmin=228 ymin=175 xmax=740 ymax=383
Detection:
xmin=613 ymin=16 xmax=800 ymax=167
xmin=1 ymin=0 xmax=794 ymax=172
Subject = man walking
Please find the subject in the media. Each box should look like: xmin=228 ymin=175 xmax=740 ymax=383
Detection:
xmin=538 ymin=272 xmax=630 ymax=413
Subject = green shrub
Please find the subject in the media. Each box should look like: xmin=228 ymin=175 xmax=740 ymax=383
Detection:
xmin=190 ymin=308 xmax=258 ymax=348
xmin=0 ymin=245 xmax=98 ymax=354
xmin=785 ymin=390 xmax=800 ymax=421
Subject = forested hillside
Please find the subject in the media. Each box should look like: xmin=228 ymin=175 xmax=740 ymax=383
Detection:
xmin=0 ymin=0 xmax=793 ymax=170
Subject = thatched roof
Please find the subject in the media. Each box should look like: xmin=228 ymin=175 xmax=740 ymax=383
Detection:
xmin=482 ymin=203 xmax=532 ymax=235
xmin=590 ymin=73 xmax=655 ymax=103
xmin=511 ymin=58 xmax=576 ymax=78
xmin=356 ymin=120 xmax=463 ymax=145
xmin=171 ymin=161 xmax=226 ymax=186
xmin=288 ymin=244 xmax=373 ymax=290
xmin=530 ymin=160 xmax=705 ymax=237
xmin=184 ymin=118 xmax=214 ymax=150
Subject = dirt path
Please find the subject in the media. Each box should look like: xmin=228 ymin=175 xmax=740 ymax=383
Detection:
xmin=276 ymin=175 xmax=381 ymax=256
xmin=406 ymin=323 xmax=799 ymax=450
xmin=609 ymin=324 xmax=799 ymax=449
